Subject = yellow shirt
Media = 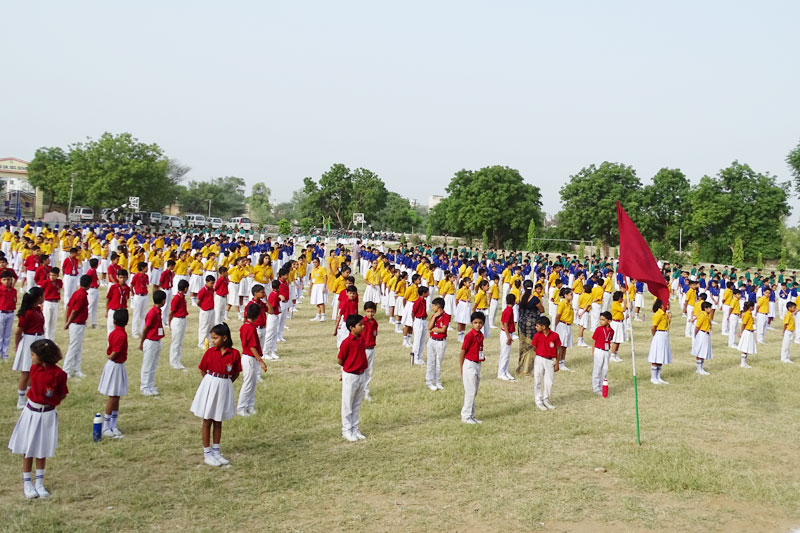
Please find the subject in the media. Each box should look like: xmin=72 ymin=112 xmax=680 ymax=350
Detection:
xmin=611 ymin=300 xmax=625 ymax=321
xmin=695 ymin=312 xmax=710 ymax=333
xmin=603 ymin=277 xmax=613 ymax=293
xmin=228 ymin=266 xmax=244 ymax=283
xmin=557 ymin=300 xmax=574 ymax=325
xmin=652 ymin=308 xmax=670 ymax=331
xmin=394 ymin=280 xmax=406 ymax=296
xmin=311 ymin=266 xmax=327 ymax=285
xmin=490 ymin=283 xmax=500 ymax=300
xmin=510 ymin=285 xmax=521 ymax=302
xmin=474 ymin=289 xmax=488 ymax=310
xmin=730 ymin=298 xmax=741 ymax=316
xmin=572 ymin=279 xmax=584 ymax=295
xmin=175 ymin=259 xmax=189 ymax=276
xmin=741 ymin=310 xmax=754 ymax=331
xmin=404 ymin=285 xmax=419 ymax=302
xmin=456 ymin=287 xmax=471 ymax=302
xmin=2 ymin=231 xmax=12 ymax=242
xmin=693 ymin=301 xmax=703 ymax=318
xmin=150 ymin=255 xmax=164 ymax=270
xmin=722 ymin=288 xmax=732 ymax=306
xmin=578 ymin=292 xmax=592 ymax=310
xmin=204 ymin=259 xmax=218 ymax=273
xmin=331 ymin=276 xmax=345 ymax=295
xmin=591 ymin=285 xmax=604 ymax=304
xmin=756 ymin=296 xmax=769 ymax=315
xmin=686 ymin=288 xmax=696 ymax=306
xmin=783 ymin=311 xmax=795 ymax=332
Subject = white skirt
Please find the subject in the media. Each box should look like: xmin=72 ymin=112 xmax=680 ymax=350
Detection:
xmin=394 ymin=296 xmax=405 ymax=316
xmin=99 ymin=259 xmax=109 ymax=274
xmin=401 ymin=301 xmax=415 ymax=327
xmin=691 ymin=330 xmax=712 ymax=359
xmin=737 ymin=330 xmax=757 ymax=355
xmin=454 ymin=301 xmax=471 ymax=324
xmin=189 ymin=274 xmax=204 ymax=293
xmin=634 ymin=293 xmax=644 ymax=308
xmin=190 ymin=374 xmax=235 ymax=421
xmin=555 ymin=322 xmax=573 ymax=348
xmin=149 ymin=268 xmax=162 ymax=286
xmin=577 ymin=310 xmax=590 ymax=329
xmin=227 ymin=283 xmax=240 ymax=306
xmin=610 ymin=321 xmax=625 ymax=344
xmin=13 ymin=333 xmax=45 ymax=372
xmin=8 ymin=401 xmax=58 ymax=458
xmin=444 ymin=294 xmax=456 ymax=316
xmin=363 ymin=285 xmax=376 ymax=304
xmin=97 ymin=360 xmax=128 ymax=397
xmin=647 ymin=330 xmax=672 ymax=365
xmin=310 ymin=284 xmax=327 ymax=305
xmin=239 ymin=277 xmax=252 ymax=298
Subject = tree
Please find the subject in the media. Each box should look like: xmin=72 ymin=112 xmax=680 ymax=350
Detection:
xmin=302 ymin=164 xmax=388 ymax=229
xmin=426 ymin=220 xmax=432 ymax=243
xmin=166 ymin=158 xmax=191 ymax=186
xmin=299 ymin=217 xmax=313 ymax=234
xmin=779 ymin=246 xmax=787 ymax=270
xmin=248 ymin=182 xmax=272 ymax=224
xmin=428 ymin=166 xmax=544 ymax=248
xmin=732 ymin=237 xmax=745 ymax=268
xmin=557 ymin=162 xmax=642 ymax=246
xmin=756 ymin=251 xmax=764 ymax=269
xmin=578 ymin=240 xmax=585 ymax=259
xmin=527 ymin=219 xmax=536 ymax=252
xmin=688 ymin=162 xmax=790 ymax=263
xmin=787 ymin=139 xmax=800 ymax=194
xmin=278 ymin=218 xmax=291 ymax=235
xmin=639 ymin=168 xmax=692 ymax=244
xmin=26 ymin=146 xmax=69 ymax=211
xmin=372 ymin=192 xmax=423 ymax=233
xmin=177 ymin=176 xmax=246 ymax=219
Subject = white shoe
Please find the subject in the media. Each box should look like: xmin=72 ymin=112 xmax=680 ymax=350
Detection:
xmin=172 ymin=364 xmax=186 ymax=370
xmin=269 ymin=353 xmax=281 ymax=361
xmin=650 ymin=378 xmax=661 ymax=385
xmin=343 ymin=432 xmax=358 ymax=442
xmin=414 ymin=358 xmax=425 ymax=366
xmin=354 ymin=431 xmax=366 ymax=440
xmin=505 ymin=373 xmax=516 ymax=381
xmin=310 ymin=316 xmax=319 ymax=322
xmin=204 ymin=455 xmax=222 ymax=467
xmin=16 ymin=399 xmax=25 ymax=410
xmin=658 ymin=378 xmax=669 ymax=385
xmin=462 ymin=418 xmax=478 ymax=424
xmin=489 ymin=325 xmax=498 ymax=329
xmin=74 ymin=371 xmax=87 ymax=379
xmin=696 ymin=368 xmax=710 ymax=375
xmin=535 ymin=403 xmax=548 ymax=411
xmin=471 ymin=417 xmax=482 ymax=424
xmin=782 ymin=359 xmax=794 ymax=364
xmin=247 ymin=407 xmax=257 ymax=415
xmin=497 ymin=375 xmax=509 ymax=381
xmin=436 ymin=384 xmax=444 ymax=390
xmin=149 ymin=388 xmax=159 ymax=396
xmin=140 ymin=389 xmax=155 ymax=396
xmin=740 ymin=362 xmax=751 ymax=369
xmin=103 ymin=428 xmax=116 ymax=438
xmin=23 ymin=483 xmax=39 ymax=499
xmin=428 ymin=384 xmax=438 ymax=391
xmin=36 ymin=483 xmax=51 ymax=498
xmin=277 ymin=337 xmax=286 ymax=343
xmin=237 ymin=409 xmax=250 ymax=417
xmin=542 ymin=400 xmax=556 ymax=410
xmin=112 ymin=427 xmax=124 ymax=438
xmin=610 ymin=355 xmax=623 ymax=363
xmin=214 ymin=452 xmax=230 ymax=465
xmin=559 ymin=363 xmax=572 ymax=372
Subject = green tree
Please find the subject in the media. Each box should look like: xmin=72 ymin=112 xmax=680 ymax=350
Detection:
xmin=429 ymin=166 xmax=543 ymax=248
xmin=732 ymin=237 xmax=745 ymax=268
xmin=787 ymin=139 xmax=800 ymax=194
xmin=372 ymin=192 xmax=423 ymax=232
xmin=689 ymin=161 xmax=790 ymax=263
xmin=779 ymin=246 xmax=788 ymax=270
xmin=426 ymin=220 xmax=432 ymax=243
xmin=557 ymin=162 xmax=643 ymax=245
xmin=177 ymin=176 xmax=246 ymax=219
xmin=300 ymin=217 xmax=313 ymax=234
xmin=302 ymin=164 xmax=388 ymax=229
xmin=278 ymin=218 xmax=291 ymax=235
xmin=578 ymin=240 xmax=585 ymax=259
xmin=527 ymin=219 xmax=537 ymax=252
xmin=639 ymin=168 xmax=692 ymax=244
xmin=248 ymin=183 xmax=272 ymax=224
xmin=26 ymin=146 xmax=69 ymax=211
xmin=756 ymin=251 xmax=764 ymax=269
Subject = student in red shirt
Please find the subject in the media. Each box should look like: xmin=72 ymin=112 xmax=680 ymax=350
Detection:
xmin=61 ymin=247 xmax=80 ymax=309
xmin=213 ymin=267 xmax=229 ymax=326
xmin=0 ymin=270 xmax=18 ymax=361
xmin=362 ymin=301 xmax=378 ymax=401
xmin=338 ymin=314 xmax=368 ymax=442
xmin=106 ymin=269 xmax=130 ymax=335
xmin=410 ymin=285 xmax=429 ymax=366
xmin=190 ymin=323 xmax=241 ymax=467
xmin=33 ymin=255 xmax=51 ymax=288
xmin=158 ymin=260 xmax=175 ymax=327
xmin=139 ymin=290 xmax=166 ymax=396
xmin=12 ymin=287 xmax=45 ymax=410
xmin=8 ymin=338 xmax=67 ymax=499
xmin=276 ymin=266 xmax=291 ymax=343
xmin=592 ymin=311 xmax=613 ymax=395
xmin=264 ymin=280 xmax=282 ymax=360
xmin=63 ymin=275 xmax=91 ymax=379
xmin=131 ymin=262 xmax=150 ymax=339
xmin=98 ymin=309 xmax=129 ymax=439
xmin=86 ymin=258 xmax=100 ymax=329
xmin=107 ymin=253 xmax=120 ymax=286
xmin=245 ymin=284 xmax=276 ymax=363
xmin=426 ymin=297 xmax=449 ymax=391
xmin=531 ymin=316 xmax=561 ymax=411
xmin=498 ymin=294 xmax=517 ymax=382
xmin=334 ymin=285 xmax=359 ymax=349
xmin=40 ymin=267 xmax=62 ymax=342
xmin=196 ymin=275 xmax=216 ymax=350
xmin=169 ymin=279 xmax=190 ymax=370
xmin=459 ymin=311 xmax=486 ymax=424
xmin=236 ymin=303 xmax=269 ymax=417
xmin=22 ymin=245 xmax=40 ymax=291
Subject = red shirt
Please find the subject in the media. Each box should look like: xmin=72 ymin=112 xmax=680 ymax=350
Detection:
xmin=214 ymin=276 xmax=229 ymax=297
xmin=461 ymin=328 xmax=485 ymax=363
xmin=143 ymin=307 xmax=164 ymax=341
xmin=501 ymin=306 xmax=515 ymax=334
xmin=107 ymin=326 xmax=129 ymax=364
xmin=430 ymin=312 xmax=450 ymax=340
xmin=531 ymin=330 xmax=561 ymax=358
xmin=246 ymin=299 xmax=267 ymax=327
xmin=197 ymin=286 xmax=214 ymax=311
xmin=23 ymin=255 xmax=39 ymax=272
xmin=107 ymin=283 xmax=131 ymax=310
xmin=159 ymin=269 xmax=174 ymax=290
xmin=0 ymin=284 xmax=17 ymax=311
xmin=278 ymin=279 xmax=290 ymax=300
xmin=27 ymin=363 xmax=68 ymax=407
xmin=42 ymin=278 xmax=63 ymax=302
xmin=240 ymin=321 xmax=261 ymax=357
xmin=170 ymin=293 xmax=188 ymax=318
xmin=107 ymin=263 xmax=119 ymax=284
xmin=412 ymin=298 xmax=427 ymax=319
xmin=86 ymin=268 xmax=99 ymax=289
xmin=18 ymin=307 xmax=45 ymax=335
xmin=62 ymin=256 xmax=79 ymax=276
xmin=66 ymin=287 xmax=89 ymax=324
xmin=267 ymin=291 xmax=280 ymax=315
xmin=131 ymin=272 xmax=149 ymax=296
xmin=338 ymin=298 xmax=358 ymax=319
xmin=338 ymin=333 xmax=368 ymax=374
xmin=362 ymin=317 xmax=378 ymax=349
xmin=34 ymin=264 xmax=50 ymax=286
xmin=592 ymin=325 xmax=614 ymax=351
xmin=198 ymin=346 xmax=242 ymax=377
xmin=337 ymin=289 xmax=359 ymax=307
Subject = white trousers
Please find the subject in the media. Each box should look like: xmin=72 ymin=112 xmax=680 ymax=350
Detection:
xmin=364 ymin=348 xmax=375 ymax=394
xmin=63 ymin=275 xmax=78 ymax=308
xmin=533 ymin=356 xmax=555 ymax=404
xmin=214 ymin=294 xmax=227 ymax=326
xmin=728 ymin=314 xmax=740 ymax=347
xmin=87 ymin=287 xmax=99 ymax=327
xmin=25 ymin=271 xmax=35 ymax=291
xmin=0 ymin=311 xmax=13 ymax=358
xmin=198 ymin=309 xmax=214 ymax=348
xmin=278 ymin=301 xmax=288 ymax=339
xmin=498 ymin=330 xmax=513 ymax=378
xmin=460 ymin=360 xmax=481 ymax=421
xmin=257 ymin=326 xmax=267 ymax=357
xmin=237 ymin=355 xmax=259 ymax=411
xmin=684 ymin=308 xmax=694 ymax=338
xmin=169 ymin=317 xmax=186 ymax=366
xmin=132 ymin=294 xmax=148 ymax=337
xmin=411 ymin=317 xmax=427 ymax=361
xmin=592 ymin=348 xmax=610 ymax=393
xmin=63 ymin=323 xmax=86 ymax=375
xmin=141 ymin=339 xmax=161 ymax=391
xmin=43 ymin=301 xmax=59 ymax=341
xmin=426 ymin=339 xmax=446 ymax=386
xmin=264 ymin=314 xmax=279 ymax=355
xmin=781 ymin=330 xmax=794 ymax=361
xmin=721 ymin=304 xmax=730 ymax=335
xmin=756 ymin=313 xmax=768 ymax=343
xmin=590 ymin=303 xmax=601 ymax=331
xmin=161 ymin=289 xmax=172 ymax=325
xmin=488 ymin=299 xmax=499 ymax=328
xmin=341 ymin=370 xmax=367 ymax=435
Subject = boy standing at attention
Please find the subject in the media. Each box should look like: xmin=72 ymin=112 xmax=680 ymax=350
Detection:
xmin=592 ymin=312 xmax=613 ymax=394
xmin=63 ymin=274 xmax=91 ymax=379
xmin=531 ymin=316 xmax=560 ymax=411
xmin=781 ymin=301 xmax=796 ymax=363
xmin=426 ymin=297 xmax=449 ymax=391
xmin=362 ymin=302 xmax=378 ymax=401
xmin=139 ymin=290 xmax=166 ymax=396
xmin=460 ymin=311 xmax=485 ymax=424
xmin=498 ymin=294 xmax=516 ymax=381
xmin=338 ymin=314 xmax=369 ymax=442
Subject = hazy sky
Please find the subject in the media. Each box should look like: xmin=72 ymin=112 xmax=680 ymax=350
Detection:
xmin=3 ymin=1 xmax=799 ymax=220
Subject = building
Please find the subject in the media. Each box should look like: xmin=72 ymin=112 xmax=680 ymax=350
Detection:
xmin=428 ymin=195 xmax=444 ymax=210
xmin=0 ymin=157 xmax=43 ymax=218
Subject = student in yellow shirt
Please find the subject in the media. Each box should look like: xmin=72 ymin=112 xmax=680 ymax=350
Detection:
xmin=400 ymin=274 xmax=422 ymax=348
xmin=737 ymin=301 xmax=757 ymax=369
xmin=308 ymin=257 xmax=328 ymax=321
xmin=692 ymin=301 xmax=714 ymax=375
xmin=589 ymin=275 xmax=605 ymax=331
xmin=552 ymin=287 xmax=574 ymax=371
xmin=755 ymin=287 xmax=771 ymax=344
xmin=648 ymin=298 xmax=672 ymax=384
xmin=454 ymin=278 xmax=473 ymax=342
xmin=683 ymin=280 xmax=699 ymax=338
xmin=575 ymin=289 xmax=593 ymax=347
xmin=487 ymin=277 xmax=501 ymax=330
xmin=472 ymin=279 xmax=490 ymax=338
xmin=727 ymin=289 xmax=742 ymax=349
xmin=608 ymin=291 xmax=626 ymax=362
xmin=393 ymin=272 xmax=408 ymax=333
xmin=781 ymin=301 xmax=796 ymax=363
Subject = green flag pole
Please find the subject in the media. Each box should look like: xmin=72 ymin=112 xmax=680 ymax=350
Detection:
xmin=627 ymin=287 xmax=642 ymax=446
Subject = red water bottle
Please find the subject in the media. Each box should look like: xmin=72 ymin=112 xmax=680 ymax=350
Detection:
xmin=602 ymin=378 xmax=608 ymax=398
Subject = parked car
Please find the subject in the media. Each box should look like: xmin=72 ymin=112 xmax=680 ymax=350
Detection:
xmin=148 ymin=212 xmax=162 ymax=225
xmin=68 ymin=206 xmax=94 ymax=222
xmin=208 ymin=217 xmax=223 ymax=229
xmin=185 ymin=214 xmax=207 ymax=227
xmin=226 ymin=216 xmax=252 ymax=231
xmin=162 ymin=215 xmax=182 ymax=228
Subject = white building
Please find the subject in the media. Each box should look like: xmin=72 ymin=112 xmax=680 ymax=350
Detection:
xmin=428 ymin=195 xmax=444 ymax=209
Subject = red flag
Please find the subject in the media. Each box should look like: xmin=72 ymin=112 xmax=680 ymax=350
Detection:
xmin=616 ymin=201 xmax=670 ymax=306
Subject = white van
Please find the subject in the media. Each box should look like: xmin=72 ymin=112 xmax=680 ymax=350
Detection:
xmin=149 ymin=212 xmax=162 ymax=225
xmin=185 ymin=214 xmax=206 ymax=228
xmin=69 ymin=206 xmax=94 ymax=222
xmin=227 ymin=216 xmax=252 ymax=231
xmin=163 ymin=215 xmax=182 ymax=228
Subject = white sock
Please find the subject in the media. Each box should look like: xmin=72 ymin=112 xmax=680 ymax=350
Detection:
xmin=212 ymin=444 xmax=221 ymax=455
xmin=656 ymin=366 xmax=662 ymax=379
xmin=104 ymin=414 xmax=111 ymax=430
xmin=23 ymin=472 xmax=31 ymax=483
xmin=696 ymin=361 xmax=703 ymax=370
xmin=111 ymin=411 xmax=118 ymax=429
xmin=203 ymin=447 xmax=212 ymax=456
xmin=651 ymin=367 xmax=658 ymax=380
xmin=741 ymin=355 xmax=747 ymax=364
xmin=35 ymin=469 xmax=45 ymax=486
xmin=17 ymin=389 xmax=25 ymax=401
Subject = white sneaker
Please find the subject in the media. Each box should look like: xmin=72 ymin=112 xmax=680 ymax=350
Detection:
xmin=237 ymin=409 xmax=250 ymax=417
xmin=543 ymin=400 xmax=556 ymax=410
xmin=103 ymin=428 xmax=116 ymax=438
xmin=343 ymin=432 xmax=358 ymax=442
xmin=310 ymin=316 xmax=319 ymax=322
xmin=505 ymin=374 xmax=516 ymax=381
xmin=497 ymin=375 xmax=509 ymax=381
xmin=610 ymin=355 xmax=623 ymax=363
xmin=204 ymin=455 xmax=222 ymax=467
xmin=535 ymin=403 xmax=548 ymax=411
xmin=214 ymin=452 xmax=230 ymax=465
xmin=650 ymin=378 xmax=661 ymax=385
xmin=23 ymin=483 xmax=39 ymax=499
xmin=414 ymin=358 xmax=425 ymax=366
xmin=740 ymin=362 xmax=751 ymax=369
xmin=73 ymin=371 xmax=87 ymax=379
xmin=36 ymin=483 xmax=50 ymax=498
xmin=696 ymin=368 xmax=710 ymax=375
xmin=782 ymin=359 xmax=794 ymax=364
xmin=140 ymin=389 xmax=155 ymax=396
xmin=354 ymin=431 xmax=366 ymax=440
xmin=471 ymin=418 xmax=482 ymax=424
xmin=559 ymin=363 xmax=572 ymax=372
xmin=658 ymin=378 xmax=669 ymax=385
xmin=269 ymin=353 xmax=281 ymax=361
xmin=148 ymin=388 xmax=159 ymax=396
xmin=462 ymin=418 xmax=478 ymax=424
xmin=436 ymin=383 xmax=444 ymax=390
xmin=112 ymin=427 xmax=124 ymax=438
xmin=428 ymin=384 xmax=438 ymax=391
xmin=172 ymin=364 xmax=186 ymax=371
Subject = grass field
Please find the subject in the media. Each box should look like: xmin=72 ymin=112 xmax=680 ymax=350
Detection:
xmin=2 ymin=279 xmax=800 ymax=532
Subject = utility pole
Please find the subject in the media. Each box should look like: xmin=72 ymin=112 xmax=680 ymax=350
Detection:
xmin=67 ymin=172 xmax=76 ymax=219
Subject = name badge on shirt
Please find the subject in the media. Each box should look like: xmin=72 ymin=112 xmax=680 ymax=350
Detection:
xmin=478 ymin=350 xmax=485 ymax=361
xmin=549 ymin=342 xmax=555 ymax=348
xmin=158 ymin=327 xmax=164 ymax=336
xmin=226 ymin=364 xmax=232 ymax=372
xmin=45 ymin=388 xmax=53 ymax=398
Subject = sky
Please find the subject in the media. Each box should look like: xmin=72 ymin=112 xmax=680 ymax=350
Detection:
xmin=2 ymin=1 xmax=799 ymax=221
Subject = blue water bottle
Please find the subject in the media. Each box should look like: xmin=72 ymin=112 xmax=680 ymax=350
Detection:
xmin=93 ymin=413 xmax=102 ymax=442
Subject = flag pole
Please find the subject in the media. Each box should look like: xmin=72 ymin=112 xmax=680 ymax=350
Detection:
xmin=627 ymin=277 xmax=642 ymax=446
